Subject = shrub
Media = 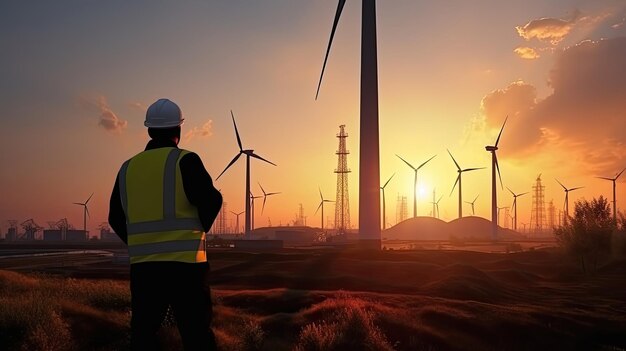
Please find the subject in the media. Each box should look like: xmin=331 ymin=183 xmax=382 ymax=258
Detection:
xmin=294 ymin=297 xmax=393 ymax=351
xmin=554 ymin=196 xmax=613 ymax=273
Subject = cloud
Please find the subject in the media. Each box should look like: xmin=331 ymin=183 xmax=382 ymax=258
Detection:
xmin=514 ymin=46 xmax=540 ymax=59
xmin=480 ymin=37 xmax=626 ymax=174
xmin=128 ymin=101 xmax=147 ymax=111
xmin=184 ymin=120 xmax=213 ymax=141
xmin=516 ymin=16 xmax=576 ymax=45
xmin=79 ymin=95 xmax=128 ymax=133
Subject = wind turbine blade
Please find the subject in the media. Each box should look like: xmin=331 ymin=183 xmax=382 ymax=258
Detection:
xmin=506 ymin=186 xmax=515 ymax=196
xmin=267 ymin=192 xmax=281 ymax=196
xmin=474 ymin=194 xmax=479 ymax=202
xmin=450 ymin=174 xmax=460 ymax=196
xmin=462 ymin=167 xmax=485 ymax=172
xmin=216 ymin=153 xmax=242 ymax=180
xmin=315 ymin=201 xmax=323 ymax=215
xmin=437 ymin=196 xmax=443 ymax=203
xmin=383 ymin=173 xmax=395 ymax=188
xmin=319 ymin=187 xmax=323 ymax=201
xmin=324 ymin=200 xmax=334 ymax=203
xmin=569 ymin=187 xmax=584 ymax=192
xmin=417 ymin=154 xmax=437 ymax=170
xmin=231 ymin=111 xmax=243 ymax=151
xmin=616 ymin=167 xmax=626 ymax=180
xmin=262 ymin=197 xmax=267 ymax=215
xmin=85 ymin=206 xmax=90 ymax=219
xmin=258 ymin=182 xmax=266 ymax=196
xmin=495 ymin=155 xmax=503 ymax=189
xmin=519 ymin=192 xmax=529 ymax=197
xmin=316 ymin=0 xmax=347 ymax=100
xmin=249 ymin=152 xmax=277 ymax=166
xmin=73 ymin=202 xmax=83 ymax=206
xmin=447 ymin=149 xmax=461 ymax=171
xmin=555 ymin=178 xmax=566 ymax=190
xmin=495 ymin=115 xmax=508 ymax=147
xmin=396 ymin=154 xmax=416 ymax=170
xmin=85 ymin=193 xmax=94 ymax=204
xmin=596 ymin=177 xmax=613 ymax=181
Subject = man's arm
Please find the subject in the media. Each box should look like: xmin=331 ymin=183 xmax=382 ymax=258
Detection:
xmin=180 ymin=152 xmax=223 ymax=232
xmin=108 ymin=175 xmax=128 ymax=244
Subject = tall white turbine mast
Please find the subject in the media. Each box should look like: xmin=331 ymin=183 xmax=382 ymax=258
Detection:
xmin=485 ymin=117 xmax=507 ymax=240
xmin=597 ymin=167 xmax=626 ymax=224
xmin=447 ymin=149 xmax=485 ymax=219
xmin=380 ymin=173 xmax=395 ymax=230
xmin=506 ymin=187 xmax=528 ymax=231
xmin=216 ymin=111 xmax=276 ymax=239
xmin=73 ymin=192 xmax=93 ymax=236
xmin=396 ymin=154 xmax=436 ymax=218
xmin=465 ymin=194 xmax=479 ymax=216
xmin=315 ymin=188 xmax=334 ymax=231
xmin=555 ymin=179 xmax=583 ymax=225
xmin=230 ymin=211 xmax=244 ymax=234
xmin=317 ymin=0 xmax=382 ymax=249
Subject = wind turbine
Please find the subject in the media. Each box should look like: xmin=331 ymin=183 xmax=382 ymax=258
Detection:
xmin=465 ymin=194 xmax=479 ymax=216
xmin=447 ymin=149 xmax=484 ymax=218
xmin=258 ymin=182 xmax=280 ymax=215
xmin=497 ymin=206 xmax=508 ymax=227
xmin=317 ymin=0 xmax=381 ymax=248
xmin=430 ymin=193 xmax=444 ymax=219
xmin=249 ymin=191 xmax=263 ymax=231
xmin=217 ymin=111 xmax=276 ymax=238
xmin=506 ymin=187 xmax=528 ymax=231
xmin=555 ymin=179 xmax=583 ymax=225
xmin=230 ymin=211 xmax=244 ymax=234
xmin=380 ymin=173 xmax=395 ymax=230
xmin=396 ymin=154 xmax=436 ymax=217
xmin=485 ymin=117 xmax=507 ymax=240
xmin=315 ymin=188 xmax=334 ymax=231
xmin=597 ymin=167 xmax=626 ymax=224
xmin=73 ymin=193 xmax=93 ymax=235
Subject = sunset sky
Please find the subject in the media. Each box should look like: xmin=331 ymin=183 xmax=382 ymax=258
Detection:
xmin=1 ymin=1 xmax=625 ymax=236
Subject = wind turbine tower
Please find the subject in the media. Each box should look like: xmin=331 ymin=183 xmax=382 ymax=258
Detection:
xmin=217 ymin=111 xmax=276 ymax=239
xmin=530 ymin=174 xmax=547 ymax=235
xmin=317 ymin=0 xmax=381 ymax=248
xmin=334 ymin=125 xmax=351 ymax=234
xmin=380 ymin=173 xmax=395 ymax=230
xmin=485 ymin=117 xmax=507 ymax=240
xmin=597 ymin=168 xmax=625 ymax=224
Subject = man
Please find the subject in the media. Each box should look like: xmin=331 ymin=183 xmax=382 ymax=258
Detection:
xmin=109 ymin=98 xmax=222 ymax=350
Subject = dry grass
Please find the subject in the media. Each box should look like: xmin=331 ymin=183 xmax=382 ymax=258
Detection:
xmin=1 ymin=249 xmax=626 ymax=350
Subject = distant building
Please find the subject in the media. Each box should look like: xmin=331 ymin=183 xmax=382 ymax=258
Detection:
xmin=66 ymin=230 xmax=88 ymax=241
xmin=5 ymin=227 xmax=17 ymax=241
xmin=100 ymin=229 xmax=121 ymax=242
xmin=43 ymin=229 xmax=63 ymax=241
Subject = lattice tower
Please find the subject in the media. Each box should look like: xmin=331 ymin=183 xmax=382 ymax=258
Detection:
xmin=334 ymin=125 xmax=351 ymax=233
xmin=396 ymin=194 xmax=408 ymax=224
xmin=530 ymin=174 xmax=547 ymax=235
xmin=548 ymin=200 xmax=556 ymax=231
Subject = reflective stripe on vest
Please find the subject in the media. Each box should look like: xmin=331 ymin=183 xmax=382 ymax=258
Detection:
xmin=119 ymin=148 xmax=206 ymax=264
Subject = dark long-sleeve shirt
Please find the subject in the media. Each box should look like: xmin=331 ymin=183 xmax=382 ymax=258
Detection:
xmin=108 ymin=139 xmax=222 ymax=244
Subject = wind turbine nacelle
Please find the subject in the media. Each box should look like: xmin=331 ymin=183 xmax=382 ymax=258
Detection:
xmin=243 ymin=150 xmax=255 ymax=155
xmin=485 ymin=146 xmax=498 ymax=152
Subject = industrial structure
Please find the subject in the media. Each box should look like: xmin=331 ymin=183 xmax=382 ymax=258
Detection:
xmin=530 ymin=174 xmax=547 ymax=235
xmin=334 ymin=125 xmax=351 ymax=234
xmin=548 ymin=200 xmax=556 ymax=230
xmin=210 ymin=201 xmax=228 ymax=235
xmin=396 ymin=194 xmax=408 ymax=224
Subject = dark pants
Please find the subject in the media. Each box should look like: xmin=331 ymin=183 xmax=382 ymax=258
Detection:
xmin=130 ymin=261 xmax=217 ymax=351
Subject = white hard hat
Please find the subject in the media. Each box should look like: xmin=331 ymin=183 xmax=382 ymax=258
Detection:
xmin=145 ymin=98 xmax=184 ymax=128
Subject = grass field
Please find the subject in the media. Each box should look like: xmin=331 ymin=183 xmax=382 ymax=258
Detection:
xmin=1 ymin=248 xmax=625 ymax=350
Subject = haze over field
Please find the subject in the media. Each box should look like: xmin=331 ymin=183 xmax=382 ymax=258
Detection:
xmin=1 ymin=1 xmax=626 ymax=235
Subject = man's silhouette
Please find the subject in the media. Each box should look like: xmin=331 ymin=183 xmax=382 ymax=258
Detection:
xmin=109 ymin=98 xmax=222 ymax=350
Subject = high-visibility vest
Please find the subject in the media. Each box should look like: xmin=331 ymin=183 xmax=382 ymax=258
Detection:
xmin=118 ymin=147 xmax=206 ymax=264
